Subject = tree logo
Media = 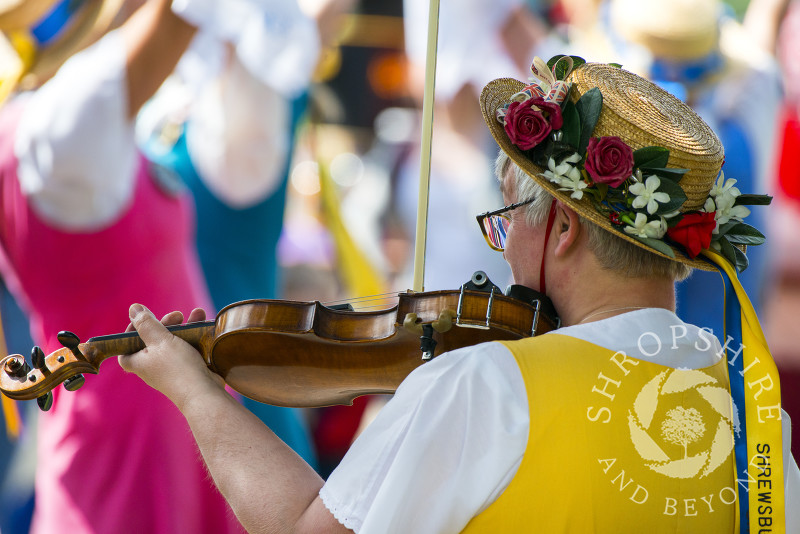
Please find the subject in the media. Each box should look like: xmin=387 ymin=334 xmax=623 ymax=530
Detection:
xmin=627 ymin=369 xmax=739 ymax=479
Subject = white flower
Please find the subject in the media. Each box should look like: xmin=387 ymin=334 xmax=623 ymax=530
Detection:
xmin=624 ymin=213 xmax=667 ymax=239
xmin=702 ymin=178 xmax=749 ymax=231
xmin=715 ymin=196 xmax=751 ymax=226
xmin=629 ymin=175 xmax=671 ymax=215
xmin=542 ymin=153 xmax=587 ymax=200
xmin=709 ymin=172 xmax=741 ymax=199
xmin=663 ymin=209 xmax=681 ymax=219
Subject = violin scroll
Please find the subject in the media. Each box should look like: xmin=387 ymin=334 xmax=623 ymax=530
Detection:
xmin=1 ymin=331 xmax=96 ymax=410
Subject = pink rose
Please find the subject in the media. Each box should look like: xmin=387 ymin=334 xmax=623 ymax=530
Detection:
xmin=584 ymin=136 xmax=634 ymax=188
xmin=503 ymin=97 xmax=563 ymax=151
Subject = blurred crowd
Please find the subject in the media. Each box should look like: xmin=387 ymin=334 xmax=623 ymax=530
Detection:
xmin=1 ymin=0 xmax=799 ymax=531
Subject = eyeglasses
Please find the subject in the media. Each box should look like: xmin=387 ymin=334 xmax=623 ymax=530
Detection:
xmin=476 ymin=197 xmax=535 ymax=252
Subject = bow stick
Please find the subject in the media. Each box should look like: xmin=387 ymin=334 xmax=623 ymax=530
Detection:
xmin=411 ymin=0 xmax=440 ymax=292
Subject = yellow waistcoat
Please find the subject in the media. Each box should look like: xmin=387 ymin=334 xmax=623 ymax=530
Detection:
xmin=463 ymin=333 xmax=738 ymax=533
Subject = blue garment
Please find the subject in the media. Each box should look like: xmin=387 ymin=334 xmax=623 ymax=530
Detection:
xmin=142 ymin=95 xmax=317 ymax=469
xmin=674 ymin=118 xmax=766 ymax=340
xmin=0 ymin=281 xmax=35 ymax=534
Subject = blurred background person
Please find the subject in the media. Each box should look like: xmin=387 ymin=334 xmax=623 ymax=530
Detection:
xmin=136 ymin=0 xmax=356 ymax=471
xmin=757 ymin=0 xmax=800 ymax=457
xmin=564 ymin=0 xmax=784 ymax=340
xmin=0 ymin=0 xmax=321 ymax=531
xmin=397 ymin=0 xmax=550 ymax=291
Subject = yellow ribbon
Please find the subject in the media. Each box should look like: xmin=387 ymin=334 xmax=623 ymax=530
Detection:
xmin=0 ymin=30 xmax=36 ymax=107
xmin=703 ymin=249 xmax=785 ymax=533
xmin=317 ymin=156 xmax=385 ymax=298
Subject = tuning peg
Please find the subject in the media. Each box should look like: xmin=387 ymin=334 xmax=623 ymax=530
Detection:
xmin=57 ymin=331 xmax=83 ymax=359
xmin=3 ymin=356 xmax=30 ymax=378
xmin=36 ymin=391 xmax=53 ymax=411
xmin=63 ymin=374 xmax=85 ymax=392
xmin=31 ymin=346 xmax=46 ymax=372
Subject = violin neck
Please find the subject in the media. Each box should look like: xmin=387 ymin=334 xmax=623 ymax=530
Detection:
xmin=82 ymin=321 xmax=216 ymax=366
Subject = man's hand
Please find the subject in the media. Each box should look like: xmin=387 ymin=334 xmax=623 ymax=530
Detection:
xmin=120 ymin=304 xmax=348 ymax=534
xmin=119 ymin=303 xmax=224 ymax=410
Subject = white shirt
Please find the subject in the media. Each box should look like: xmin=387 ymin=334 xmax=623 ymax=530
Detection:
xmin=320 ymin=308 xmax=800 ymax=533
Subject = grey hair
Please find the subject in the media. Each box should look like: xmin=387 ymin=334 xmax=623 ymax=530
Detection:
xmin=494 ymin=151 xmax=692 ymax=281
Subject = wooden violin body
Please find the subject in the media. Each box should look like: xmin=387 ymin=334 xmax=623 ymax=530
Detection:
xmin=1 ymin=273 xmax=558 ymax=409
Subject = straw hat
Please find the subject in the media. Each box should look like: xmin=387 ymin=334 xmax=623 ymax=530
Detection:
xmin=0 ymin=0 xmax=124 ymax=89
xmin=481 ymin=59 xmax=766 ymax=271
xmin=609 ymin=0 xmax=720 ymax=61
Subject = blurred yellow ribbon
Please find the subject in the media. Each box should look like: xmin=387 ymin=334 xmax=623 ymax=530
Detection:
xmin=0 ymin=30 xmax=36 ymax=108
xmin=317 ymin=155 xmax=385 ymax=297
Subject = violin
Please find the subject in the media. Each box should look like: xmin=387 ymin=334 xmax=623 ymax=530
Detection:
xmin=0 ymin=272 xmax=557 ymax=411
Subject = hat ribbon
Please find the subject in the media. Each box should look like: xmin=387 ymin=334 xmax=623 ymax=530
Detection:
xmin=703 ymin=249 xmax=786 ymax=533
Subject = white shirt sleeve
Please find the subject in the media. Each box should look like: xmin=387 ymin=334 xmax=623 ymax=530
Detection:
xmin=319 ymin=341 xmax=529 ymax=534
xmin=171 ymin=0 xmax=319 ymax=98
xmin=782 ymin=411 xmax=800 ymax=530
xmin=14 ymin=31 xmax=137 ymax=231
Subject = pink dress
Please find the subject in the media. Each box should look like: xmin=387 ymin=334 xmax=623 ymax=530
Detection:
xmin=0 ymin=102 xmax=245 ymax=534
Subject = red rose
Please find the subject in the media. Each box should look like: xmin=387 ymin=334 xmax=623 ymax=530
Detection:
xmin=503 ymin=97 xmax=563 ymax=151
xmin=584 ymin=136 xmax=634 ymax=188
xmin=666 ymin=212 xmax=717 ymax=258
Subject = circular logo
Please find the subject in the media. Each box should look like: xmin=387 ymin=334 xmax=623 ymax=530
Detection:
xmin=628 ymin=369 xmax=739 ymax=479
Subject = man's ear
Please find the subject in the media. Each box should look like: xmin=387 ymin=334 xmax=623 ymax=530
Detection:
xmin=552 ymin=202 xmax=582 ymax=258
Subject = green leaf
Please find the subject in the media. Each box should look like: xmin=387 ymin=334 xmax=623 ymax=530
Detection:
xmin=575 ymin=88 xmax=602 ymax=154
xmin=718 ymin=236 xmax=736 ymax=265
xmin=639 ymin=167 xmax=689 ymax=183
xmin=594 ymin=182 xmax=609 ymax=200
xmin=634 ymin=146 xmax=669 ymax=169
xmin=718 ymin=237 xmax=748 ymax=272
xmin=666 ymin=213 xmax=684 ymax=228
xmin=553 ymin=61 xmax=571 ymax=80
xmin=651 ymin=177 xmax=688 ymax=215
xmin=716 ymin=221 xmax=738 ymax=237
xmin=605 ymin=186 xmax=627 ymax=204
xmin=734 ymin=194 xmax=773 ymax=206
xmin=724 ymin=222 xmax=766 ymax=245
xmin=570 ymin=56 xmax=587 ymax=71
xmin=547 ymin=55 xmax=586 ymax=80
xmin=608 ymin=63 xmax=623 ymax=69
xmin=636 ymin=236 xmax=676 ymax=258
xmin=727 ymin=234 xmax=765 ymax=246
xmin=560 ymin=100 xmax=581 ymax=150
xmin=733 ymin=244 xmax=749 ymax=272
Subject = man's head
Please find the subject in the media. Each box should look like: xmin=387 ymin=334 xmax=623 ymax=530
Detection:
xmin=479 ymin=57 xmax=767 ymax=278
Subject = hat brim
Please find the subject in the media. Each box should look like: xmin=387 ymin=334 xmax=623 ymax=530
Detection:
xmin=480 ymin=77 xmax=717 ymax=272
xmin=21 ymin=0 xmax=124 ymax=86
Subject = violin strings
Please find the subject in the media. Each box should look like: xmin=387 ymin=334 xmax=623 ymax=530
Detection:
xmin=348 ymin=302 xmax=399 ymax=311
xmin=321 ymin=295 xmax=402 ymax=311
xmin=321 ymin=292 xmax=400 ymax=305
